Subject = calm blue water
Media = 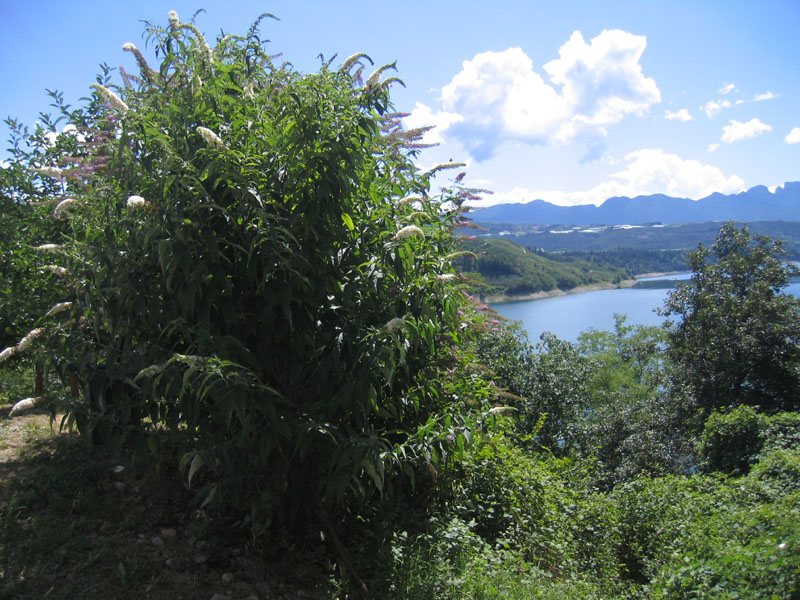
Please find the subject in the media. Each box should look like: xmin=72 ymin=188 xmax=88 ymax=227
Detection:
xmin=493 ymin=273 xmax=800 ymax=343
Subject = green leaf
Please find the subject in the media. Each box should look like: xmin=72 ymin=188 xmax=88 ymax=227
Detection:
xmin=341 ymin=213 xmax=354 ymax=231
xmin=187 ymin=453 xmax=204 ymax=487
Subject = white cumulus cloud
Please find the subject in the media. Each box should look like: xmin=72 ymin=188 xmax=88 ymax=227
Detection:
xmin=719 ymin=83 xmax=737 ymax=95
xmin=417 ymin=29 xmax=660 ymax=160
xmin=608 ymin=149 xmax=744 ymax=199
xmin=665 ymin=108 xmax=692 ymax=121
xmin=721 ymin=118 xmax=772 ymax=143
xmin=754 ymin=91 xmax=779 ymax=101
xmin=708 ymin=143 xmax=720 ymax=153
xmin=543 ymin=29 xmax=661 ymax=133
xmin=701 ymin=99 xmax=731 ymax=118
xmin=786 ymin=127 xmax=800 ymax=144
xmin=440 ymin=47 xmax=568 ymax=158
xmin=472 ymin=149 xmax=744 ymax=207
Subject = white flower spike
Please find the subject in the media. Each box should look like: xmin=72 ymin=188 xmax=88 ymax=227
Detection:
xmin=196 ymin=126 xmax=226 ymax=150
xmin=39 ymin=265 xmax=68 ymax=277
xmin=0 ymin=346 xmax=16 ymax=363
xmin=392 ymin=225 xmax=424 ymax=241
xmin=18 ymin=327 xmax=45 ymax=352
xmin=397 ymin=195 xmax=423 ymax=207
xmin=127 ymin=195 xmax=148 ymax=209
xmin=33 ymin=166 xmax=64 ymax=179
xmin=46 ymin=302 xmax=73 ymax=317
xmin=488 ymin=406 xmax=517 ymax=415
xmin=9 ymin=397 xmax=43 ymax=416
xmin=385 ymin=318 xmax=405 ymax=332
xmin=90 ymin=84 xmax=129 ymax=113
xmin=243 ymin=82 xmax=255 ymax=102
xmin=53 ymin=198 xmax=77 ymax=216
xmin=89 ymin=83 xmax=128 ymax=113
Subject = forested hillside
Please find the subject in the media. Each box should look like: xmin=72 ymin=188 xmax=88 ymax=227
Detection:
xmin=454 ymin=237 xmax=628 ymax=297
xmin=547 ymin=247 xmax=688 ymax=276
xmin=453 ymin=237 xmax=688 ymax=298
xmin=1 ymin=11 xmax=798 ymax=600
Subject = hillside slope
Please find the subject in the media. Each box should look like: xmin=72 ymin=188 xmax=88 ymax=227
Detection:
xmin=455 ymin=237 xmax=627 ymax=298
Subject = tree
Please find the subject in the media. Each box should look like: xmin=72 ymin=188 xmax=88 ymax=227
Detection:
xmin=475 ymin=323 xmax=590 ymax=453
xmin=4 ymin=11 xmax=475 ymax=543
xmin=578 ymin=314 xmax=666 ymax=409
xmin=574 ymin=316 xmax=692 ymax=487
xmin=661 ymin=222 xmax=800 ymax=415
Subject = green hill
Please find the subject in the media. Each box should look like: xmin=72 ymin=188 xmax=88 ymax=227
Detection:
xmin=456 ymin=237 xmax=628 ymax=298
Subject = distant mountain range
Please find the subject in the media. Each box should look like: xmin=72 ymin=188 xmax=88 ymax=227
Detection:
xmin=471 ymin=182 xmax=800 ymax=225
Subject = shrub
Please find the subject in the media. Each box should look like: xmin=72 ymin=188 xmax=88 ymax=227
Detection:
xmin=611 ymin=475 xmax=723 ymax=584
xmin=6 ymin=11 xmax=475 ymax=543
xmin=699 ymin=408 xmax=800 ymax=477
xmin=438 ymin=430 xmax=623 ymax=586
xmin=474 ymin=323 xmax=591 ymax=453
xmin=649 ymin=489 xmax=800 ymax=600
xmin=613 ymin=458 xmax=799 ymax=599
xmin=749 ymin=448 xmax=800 ymax=496
xmin=761 ymin=411 xmax=800 ymax=454
xmin=699 ymin=405 xmax=766 ymax=475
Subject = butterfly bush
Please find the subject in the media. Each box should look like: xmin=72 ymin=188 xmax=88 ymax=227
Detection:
xmin=8 ymin=9 xmax=484 ymax=546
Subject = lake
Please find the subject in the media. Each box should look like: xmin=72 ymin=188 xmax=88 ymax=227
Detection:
xmin=492 ymin=273 xmax=800 ymax=343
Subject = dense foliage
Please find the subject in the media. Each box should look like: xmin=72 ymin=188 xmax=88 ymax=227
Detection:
xmin=662 ymin=222 xmax=800 ymax=416
xmin=1 ymin=10 xmax=798 ymax=599
xmin=548 ymin=247 xmax=689 ymax=278
xmin=455 ymin=237 xmax=627 ymax=297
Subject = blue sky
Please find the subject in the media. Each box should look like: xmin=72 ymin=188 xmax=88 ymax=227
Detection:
xmin=1 ymin=0 xmax=798 ymax=206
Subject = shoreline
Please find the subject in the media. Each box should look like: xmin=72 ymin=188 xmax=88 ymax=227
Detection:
xmin=485 ymin=271 xmax=683 ymax=305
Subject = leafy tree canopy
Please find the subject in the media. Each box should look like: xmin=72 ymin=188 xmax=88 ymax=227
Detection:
xmin=661 ymin=222 xmax=800 ymax=416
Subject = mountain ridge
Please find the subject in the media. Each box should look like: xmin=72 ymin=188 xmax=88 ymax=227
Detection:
xmin=471 ymin=182 xmax=800 ymax=225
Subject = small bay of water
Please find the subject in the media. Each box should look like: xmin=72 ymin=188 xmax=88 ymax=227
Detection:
xmin=493 ymin=273 xmax=800 ymax=343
